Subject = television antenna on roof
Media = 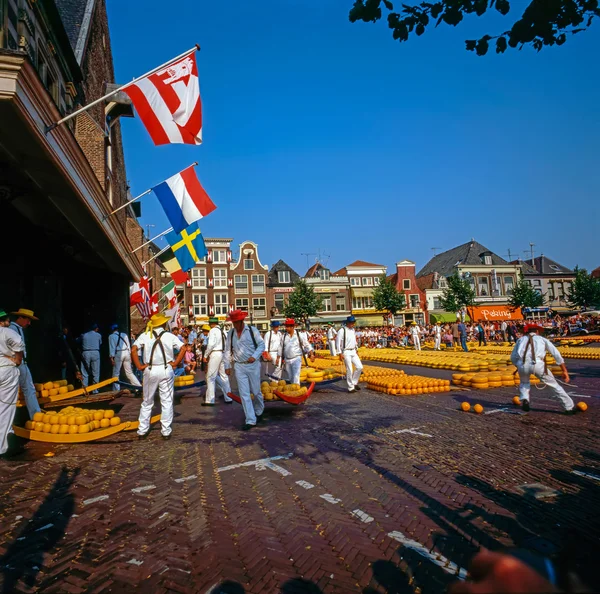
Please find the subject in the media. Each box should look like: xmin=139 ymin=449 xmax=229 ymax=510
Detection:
xmin=301 ymin=252 xmax=317 ymax=269
xmin=431 ymin=247 xmax=442 ymax=256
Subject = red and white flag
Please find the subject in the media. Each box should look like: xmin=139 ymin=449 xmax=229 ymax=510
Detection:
xmin=150 ymin=293 xmax=160 ymax=316
xmin=124 ymin=51 xmax=202 ymax=145
xmin=130 ymin=275 xmax=150 ymax=306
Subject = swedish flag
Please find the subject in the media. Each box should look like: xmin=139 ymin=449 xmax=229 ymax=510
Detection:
xmin=165 ymin=223 xmax=207 ymax=272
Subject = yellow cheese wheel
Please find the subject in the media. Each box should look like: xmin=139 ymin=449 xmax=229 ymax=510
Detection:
xmin=100 ymin=418 xmax=110 ymax=428
xmin=43 ymin=381 xmax=54 ymax=390
xmin=110 ymin=417 xmax=121 ymax=426
xmin=33 ymin=412 xmax=44 ymax=422
xmin=58 ymin=387 xmax=68 ymax=394
xmin=103 ymin=410 xmax=115 ymax=419
xmin=68 ymin=425 xmax=79 ymax=434
xmin=59 ymin=425 xmax=69 ymax=434
xmin=50 ymin=424 xmax=60 ymax=434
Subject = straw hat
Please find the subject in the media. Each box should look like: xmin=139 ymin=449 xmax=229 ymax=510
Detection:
xmin=11 ymin=308 xmax=39 ymax=320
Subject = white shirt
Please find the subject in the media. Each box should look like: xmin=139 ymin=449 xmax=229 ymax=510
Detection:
xmin=433 ymin=325 xmax=442 ymax=337
xmin=108 ymin=331 xmax=131 ymax=357
xmin=80 ymin=330 xmax=102 ymax=351
xmin=263 ymin=330 xmax=283 ymax=354
xmin=336 ymin=326 xmax=358 ymax=352
xmin=0 ymin=326 xmax=25 ymax=367
xmin=9 ymin=322 xmax=27 ymax=358
xmin=224 ymin=326 xmax=265 ymax=369
xmin=133 ymin=328 xmax=184 ymax=366
xmin=278 ymin=330 xmax=313 ymax=361
xmin=510 ymin=333 xmax=564 ymax=367
xmin=410 ymin=326 xmax=420 ymax=338
xmin=327 ymin=327 xmax=337 ymax=341
xmin=204 ymin=326 xmax=226 ymax=358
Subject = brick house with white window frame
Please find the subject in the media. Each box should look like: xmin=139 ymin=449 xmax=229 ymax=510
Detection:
xmin=180 ymin=237 xmax=233 ymax=325
xmin=230 ymin=241 xmax=269 ymax=331
xmin=267 ymin=260 xmax=300 ymax=321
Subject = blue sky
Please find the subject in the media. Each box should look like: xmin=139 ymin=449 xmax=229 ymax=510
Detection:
xmin=107 ymin=0 xmax=599 ymax=276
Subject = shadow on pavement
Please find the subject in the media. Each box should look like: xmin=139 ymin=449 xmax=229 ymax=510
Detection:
xmin=0 ymin=466 xmax=79 ymax=593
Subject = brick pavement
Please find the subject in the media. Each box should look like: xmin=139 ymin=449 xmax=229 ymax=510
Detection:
xmin=0 ymin=360 xmax=599 ymax=593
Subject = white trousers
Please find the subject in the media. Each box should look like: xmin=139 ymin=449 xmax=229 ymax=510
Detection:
xmin=413 ymin=336 xmax=421 ymax=350
xmin=328 ymin=340 xmax=338 ymax=356
xmin=205 ymin=351 xmax=232 ymax=403
xmin=517 ymin=362 xmax=574 ymax=411
xmin=112 ymin=351 xmax=141 ymax=391
xmin=17 ymin=362 xmax=41 ymax=418
xmin=82 ymin=351 xmax=100 ymax=390
xmin=234 ymin=362 xmax=264 ymax=425
xmin=261 ymin=351 xmax=281 ymax=380
xmin=342 ymin=350 xmax=363 ymax=391
xmin=284 ymin=356 xmax=302 ymax=385
xmin=434 ymin=336 xmax=441 ymax=350
xmin=138 ymin=365 xmax=174 ymax=436
xmin=0 ymin=366 xmax=19 ymax=454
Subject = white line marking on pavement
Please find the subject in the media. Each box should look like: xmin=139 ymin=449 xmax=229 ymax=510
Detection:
xmin=257 ymin=461 xmax=291 ymax=476
xmin=83 ymin=495 xmax=109 ymax=506
xmin=217 ymin=453 xmax=293 ymax=473
xmin=131 ymin=485 xmax=156 ymax=494
xmin=351 ymin=509 xmax=374 ymax=523
xmin=35 ymin=524 xmax=54 ymax=532
xmin=296 ymin=480 xmax=315 ymax=490
xmin=126 ymin=558 xmax=144 ymax=566
xmin=159 ymin=512 xmax=169 ymax=519
xmin=15 ymin=515 xmax=22 ymax=520
xmin=388 ymin=531 xmax=467 ymax=579
xmin=174 ymin=474 xmax=197 ymax=483
xmin=392 ymin=427 xmax=433 ymax=437
xmin=320 ymin=494 xmax=341 ymax=504
xmin=572 ymin=470 xmax=600 ymax=483
xmin=484 ymin=408 xmax=510 ymax=415
xmin=571 ymin=394 xmax=591 ymax=398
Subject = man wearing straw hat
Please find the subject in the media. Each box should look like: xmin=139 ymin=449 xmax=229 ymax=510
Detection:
xmin=262 ymin=320 xmax=283 ymax=380
xmin=1 ymin=308 xmax=25 ymax=455
xmin=9 ymin=308 xmax=41 ymax=418
xmin=203 ymin=317 xmax=232 ymax=406
xmin=131 ymin=312 xmax=188 ymax=439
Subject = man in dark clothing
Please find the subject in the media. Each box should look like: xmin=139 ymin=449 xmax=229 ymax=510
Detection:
xmin=458 ymin=321 xmax=469 ymax=352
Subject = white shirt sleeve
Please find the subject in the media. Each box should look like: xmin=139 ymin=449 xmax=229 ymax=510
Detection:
xmin=544 ymin=338 xmax=564 ymax=365
xmin=335 ymin=328 xmax=343 ymax=353
xmin=224 ymin=330 xmax=233 ymax=370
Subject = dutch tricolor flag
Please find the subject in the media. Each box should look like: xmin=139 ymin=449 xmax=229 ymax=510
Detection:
xmin=152 ymin=166 xmax=216 ymax=234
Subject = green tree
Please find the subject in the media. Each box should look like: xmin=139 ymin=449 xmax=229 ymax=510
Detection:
xmin=566 ymin=266 xmax=600 ymax=310
xmin=439 ymin=272 xmax=476 ymax=313
xmin=508 ymin=275 xmax=546 ymax=310
xmin=349 ymin=0 xmax=599 ymax=55
xmin=372 ymin=274 xmax=407 ymax=318
xmin=283 ymin=280 xmax=323 ymax=325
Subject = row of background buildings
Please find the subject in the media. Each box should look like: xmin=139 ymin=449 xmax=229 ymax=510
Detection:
xmin=172 ymin=237 xmax=583 ymax=331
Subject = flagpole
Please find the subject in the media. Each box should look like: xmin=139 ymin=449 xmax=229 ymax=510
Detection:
xmin=46 ymin=44 xmax=201 ymax=133
xmin=132 ymin=227 xmax=173 ymax=253
xmin=104 ymin=161 xmax=198 ymax=219
xmin=142 ymin=245 xmax=169 ymax=267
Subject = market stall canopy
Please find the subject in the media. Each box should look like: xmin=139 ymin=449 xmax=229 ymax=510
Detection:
xmin=429 ymin=312 xmax=470 ymax=323
xmin=467 ymin=305 xmax=522 ymax=322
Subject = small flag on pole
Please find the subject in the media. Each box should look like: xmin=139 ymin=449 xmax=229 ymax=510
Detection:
xmin=152 ymin=165 xmax=216 ymax=234
xmin=163 ymin=255 xmax=189 ymax=285
xmin=166 ymin=223 xmax=207 ymax=272
xmin=161 ymin=280 xmax=175 ymax=294
xmin=123 ymin=50 xmax=202 ymax=145
xmin=130 ymin=275 xmax=150 ymax=306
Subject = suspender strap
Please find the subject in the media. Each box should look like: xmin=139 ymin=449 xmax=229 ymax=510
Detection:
xmin=343 ymin=327 xmax=346 ymax=350
xmin=268 ymin=331 xmax=272 ymax=352
xmin=230 ymin=326 xmax=258 ymax=359
xmin=148 ymin=331 xmax=169 ymax=369
xmin=115 ymin=332 xmax=125 ymax=353
xmin=296 ymin=330 xmax=308 ymax=366
xmin=220 ymin=329 xmax=225 ymax=350
xmin=528 ymin=335 xmax=536 ymax=364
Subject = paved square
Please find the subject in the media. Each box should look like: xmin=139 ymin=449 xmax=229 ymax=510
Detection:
xmin=1 ymin=359 xmax=598 ymax=593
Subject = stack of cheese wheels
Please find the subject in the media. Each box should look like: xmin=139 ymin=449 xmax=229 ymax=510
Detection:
xmin=34 ymin=380 xmax=75 ymax=399
xmin=174 ymin=374 xmax=195 ymax=387
xmin=306 ymin=369 xmax=325 ymax=383
xmin=24 ymin=407 xmax=121 ymax=434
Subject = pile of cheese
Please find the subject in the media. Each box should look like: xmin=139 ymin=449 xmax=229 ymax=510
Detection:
xmin=25 ymin=407 xmax=121 ymax=434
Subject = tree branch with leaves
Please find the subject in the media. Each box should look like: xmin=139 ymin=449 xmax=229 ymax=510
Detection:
xmin=349 ymin=0 xmax=600 ymax=55
xmin=372 ymin=274 xmax=407 ymax=318
xmin=283 ymin=280 xmax=324 ymax=326
xmin=439 ymin=272 xmax=476 ymax=313
xmin=508 ymin=274 xmax=546 ymax=311
xmin=566 ymin=266 xmax=600 ymax=310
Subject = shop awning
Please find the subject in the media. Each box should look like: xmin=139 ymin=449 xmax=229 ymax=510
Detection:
xmin=429 ymin=312 xmax=471 ymax=323
xmin=355 ymin=315 xmax=385 ymax=326
xmin=467 ymin=305 xmax=522 ymax=322
xmin=352 ymin=288 xmax=373 ymax=297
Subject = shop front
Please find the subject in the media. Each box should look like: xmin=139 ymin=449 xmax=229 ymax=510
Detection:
xmin=467 ymin=305 xmax=522 ymax=323
xmin=0 ymin=53 xmax=142 ymax=381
